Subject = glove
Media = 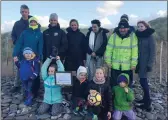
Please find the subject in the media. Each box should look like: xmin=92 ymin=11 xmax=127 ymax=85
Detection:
xmin=147 ymin=66 xmax=152 ymax=72
xmin=49 ymin=46 xmax=58 ymax=59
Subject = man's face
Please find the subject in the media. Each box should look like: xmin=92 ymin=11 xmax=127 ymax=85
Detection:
xmin=92 ymin=24 xmax=99 ymax=33
xmin=20 ymin=8 xmax=29 ymax=19
xmin=119 ymin=28 xmax=129 ymax=36
xmin=50 ymin=19 xmax=58 ymax=27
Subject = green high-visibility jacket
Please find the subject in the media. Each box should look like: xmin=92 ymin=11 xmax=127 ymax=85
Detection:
xmin=105 ymin=32 xmax=138 ymax=71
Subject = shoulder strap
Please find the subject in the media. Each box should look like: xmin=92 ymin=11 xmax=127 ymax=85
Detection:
xmin=130 ymin=32 xmax=134 ymax=47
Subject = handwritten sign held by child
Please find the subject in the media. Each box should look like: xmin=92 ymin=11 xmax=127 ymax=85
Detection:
xmin=55 ymin=72 xmax=72 ymax=86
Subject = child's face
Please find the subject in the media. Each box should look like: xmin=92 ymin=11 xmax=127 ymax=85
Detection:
xmin=78 ymin=72 xmax=87 ymax=81
xmin=48 ymin=67 xmax=55 ymax=75
xmin=24 ymin=53 xmax=32 ymax=60
xmin=119 ymin=82 xmax=127 ymax=87
xmin=95 ymin=69 xmax=104 ymax=81
xmin=30 ymin=20 xmax=37 ymax=26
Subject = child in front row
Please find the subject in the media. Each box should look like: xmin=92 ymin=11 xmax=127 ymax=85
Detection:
xmin=72 ymin=66 xmax=88 ymax=116
xmin=112 ymin=73 xmax=135 ymax=120
xmin=87 ymin=67 xmax=112 ymax=120
xmin=14 ymin=47 xmax=40 ymax=106
xmin=37 ymin=53 xmax=70 ymax=118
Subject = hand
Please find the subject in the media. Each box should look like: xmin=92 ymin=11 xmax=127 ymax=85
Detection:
xmin=107 ymin=112 xmax=111 ymax=120
xmin=124 ymin=87 xmax=128 ymax=93
xmin=131 ymin=67 xmax=136 ymax=70
xmin=91 ymin=52 xmax=96 ymax=57
xmin=13 ymin=56 xmax=18 ymax=62
xmin=56 ymin=56 xmax=60 ymax=60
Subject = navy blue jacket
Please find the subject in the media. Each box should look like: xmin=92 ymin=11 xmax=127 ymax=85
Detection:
xmin=11 ymin=15 xmax=33 ymax=45
xmin=15 ymin=57 xmax=40 ymax=81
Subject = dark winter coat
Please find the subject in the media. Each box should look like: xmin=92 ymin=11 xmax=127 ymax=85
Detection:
xmin=72 ymin=78 xmax=88 ymax=99
xmin=11 ymin=15 xmax=33 ymax=44
xmin=86 ymin=80 xmax=113 ymax=112
xmin=135 ymin=28 xmax=156 ymax=78
xmin=15 ymin=57 xmax=40 ymax=81
xmin=64 ymin=27 xmax=87 ymax=71
xmin=86 ymin=27 xmax=109 ymax=56
xmin=113 ymin=25 xmax=135 ymax=33
xmin=43 ymin=24 xmax=68 ymax=62
xmin=13 ymin=26 xmax=43 ymax=61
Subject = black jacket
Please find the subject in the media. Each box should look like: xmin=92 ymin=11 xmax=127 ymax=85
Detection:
xmin=64 ymin=27 xmax=87 ymax=71
xmin=86 ymin=80 xmax=112 ymax=112
xmin=43 ymin=24 xmax=68 ymax=61
xmin=72 ymin=78 xmax=88 ymax=99
xmin=86 ymin=27 xmax=109 ymax=56
xmin=11 ymin=15 xmax=33 ymax=45
xmin=135 ymin=28 xmax=156 ymax=78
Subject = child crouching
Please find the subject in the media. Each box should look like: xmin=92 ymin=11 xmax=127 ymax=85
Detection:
xmin=72 ymin=66 xmax=88 ymax=116
xmin=14 ymin=47 xmax=40 ymax=106
xmin=112 ymin=73 xmax=135 ymax=120
xmin=37 ymin=54 xmax=69 ymax=118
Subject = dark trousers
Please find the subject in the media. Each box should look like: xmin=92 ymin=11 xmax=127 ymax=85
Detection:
xmin=110 ymin=69 xmax=133 ymax=88
xmin=32 ymin=76 xmax=40 ymax=97
xmin=140 ymin=78 xmax=151 ymax=106
xmin=22 ymin=79 xmax=33 ymax=98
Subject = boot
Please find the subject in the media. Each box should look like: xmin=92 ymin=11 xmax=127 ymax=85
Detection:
xmin=136 ymin=100 xmax=152 ymax=112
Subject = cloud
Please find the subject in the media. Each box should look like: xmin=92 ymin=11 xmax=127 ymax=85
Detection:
xmin=1 ymin=16 xmax=88 ymax=33
xmin=1 ymin=20 xmax=16 ymax=33
xmin=130 ymin=14 xmax=138 ymax=19
xmin=100 ymin=17 xmax=113 ymax=28
xmin=157 ymin=10 xmax=167 ymax=17
xmin=96 ymin=1 xmax=124 ymax=17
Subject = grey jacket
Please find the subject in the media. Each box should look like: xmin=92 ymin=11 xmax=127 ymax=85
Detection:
xmin=135 ymin=28 xmax=156 ymax=78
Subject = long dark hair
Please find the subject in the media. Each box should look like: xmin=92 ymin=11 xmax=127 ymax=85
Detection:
xmin=69 ymin=19 xmax=79 ymax=27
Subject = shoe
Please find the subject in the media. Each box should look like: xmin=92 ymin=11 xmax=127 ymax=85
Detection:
xmin=136 ymin=104 xmax=152 ymax=112
xmin=92 ymin=114 xmax=98 ymax=120
xmin=73 ymin=109 xmax=79 ymax=115
xmin=24 ymin=97 xmax=33 ymax=106
xmin=10 ymin=87 xmax=20 ymax=93
xmin=135 ymin=99 xmax=144 ymax=104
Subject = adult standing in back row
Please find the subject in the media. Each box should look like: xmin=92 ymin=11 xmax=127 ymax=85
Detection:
xmin=43 ymin=13 xmax=68 ymax=64
xmin=11 ymin=4 xmax=33 ymax=93
xmin=135 ymin=21 xmax=156 ymax=112
xmin=86 ymin=19 xmax=109 ymax=81
xmin=64 ymin=19 xmax=87 ymax=71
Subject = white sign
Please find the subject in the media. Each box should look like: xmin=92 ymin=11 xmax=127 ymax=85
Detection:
xmin=55 ymin=72 xmax=72 ymax=86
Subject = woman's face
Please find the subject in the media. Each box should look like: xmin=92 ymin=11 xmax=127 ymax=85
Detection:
xmin=137 ymin=23 xmax=147 ymax=32
xmin=70 ymin=21 xmax=78 ymax=31
xmin=48 ymin=67 xmax=55 ymax=75
xmin=95 ymin=69 xmax=104 ymax=81
xmin=30 ymin=20 xmax=37 ymax=26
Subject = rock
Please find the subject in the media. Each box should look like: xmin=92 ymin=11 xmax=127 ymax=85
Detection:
xmin=29 ymin=114 xmax=37 ymax=119
xmin=10 ymin=104 xmax=18 ymax=113
xmin=17 ymin=110 xmax=21 ymax=114
xmin=156 ymin=100 xmax=163 ymax=104
xmin=8 ymin=113 xmax=16 ymax=117
xmin=2 ymin=113 xmax=8 ymax=118
xmin=36 ymin=114 xmax=50 ymax=120
xmin=15 ymin=115 xmax=29 ymax=120
xmin=136 ymin=108 xmax=142 ymax=113
xmin=1 ymin=103 xmax=10 ymax=107
xmin=1 ymin=99 xmax=12 ymax=104
xmin=2 ymin=108 xmax=10 ymax=114
xmin=19 ymin=104 xmax=26 ymax=109
xmin=145 ymin=112 xmax=154 ymax=120
xmin=63 ymin=114 xmax=71 ymax=120
xmin=51 ymin=114 xmax=62 ymax=119
xmin=153 ymin=103 xmax=164 ymax=110
xmin=157 ymin=114 xmax=166 ymax=120
xmin=4 ymin=116 xmax=15 ymax=120
xmin=137 ymin=112 xmax=142 ymax=117
xmin=12 ymin=99 xmax=21 ymax=104
xmin=136 ymin=116 xmax=143 ymax=120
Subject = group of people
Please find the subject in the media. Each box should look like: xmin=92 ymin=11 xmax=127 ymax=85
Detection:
xmin=11 ymin=4 xmax=156 ymax=120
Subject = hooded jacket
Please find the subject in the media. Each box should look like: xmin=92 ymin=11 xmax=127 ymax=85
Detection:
xmin=43 ymin=24 xmax=68 ymax=61
xmin=64 ymin=27 xmax=87 ymax=71
xmin=11 ymin=15 xmax=33 ymax=45
xmin=112 ymin=73 xmax=135 ymax=111
xmin=41 ymin=58 xmax=64 ymax=104
xmin=13 ymin=25 xmax=43 ymax=61
xmin=86 ymin=27 xmax=109 ymax=56
xmin=86 ymin=79 xmax=112 ymax=112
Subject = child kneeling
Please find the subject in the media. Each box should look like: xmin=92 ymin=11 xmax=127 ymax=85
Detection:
xmin=112 ymin=73 xmax=135 ymax=120
xmin=38 ymin=55 xmax=69 ymax=117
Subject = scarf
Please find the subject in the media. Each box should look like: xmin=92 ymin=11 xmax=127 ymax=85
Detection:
xmin=135 ymin=28 xmax=155 ymax=38
xmin=29 ymin=25 xmax=38 ymax=30
xmin=89 ymin=31 xmax=95 ymax=50
xmin=93 ymin=77 xmax=105 ymax=85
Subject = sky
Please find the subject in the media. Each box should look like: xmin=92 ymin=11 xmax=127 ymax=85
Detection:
xmin=1 ymin=1 xmax=167 ymax=33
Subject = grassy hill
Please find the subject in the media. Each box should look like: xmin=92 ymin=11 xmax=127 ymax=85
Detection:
xmin=1 ymin=17 xmax=167 ymax=61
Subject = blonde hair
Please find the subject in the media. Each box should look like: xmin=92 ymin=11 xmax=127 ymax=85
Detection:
xmin=96 ymin=67 xmax=106 ymax=75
